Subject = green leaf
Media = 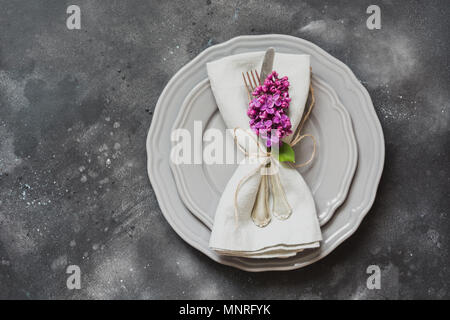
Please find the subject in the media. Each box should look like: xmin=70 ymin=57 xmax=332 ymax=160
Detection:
xmin=278 ymin=143 xmax=295 ymax=163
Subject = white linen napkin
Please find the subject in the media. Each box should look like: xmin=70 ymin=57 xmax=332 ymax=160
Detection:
xmin=207 ymin=52 xmax=322 ymax=258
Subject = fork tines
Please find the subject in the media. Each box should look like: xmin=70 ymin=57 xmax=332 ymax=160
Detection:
xmin=242 ymin=70 xmax=261 ymax=101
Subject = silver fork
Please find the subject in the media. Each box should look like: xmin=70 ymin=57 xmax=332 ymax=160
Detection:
xmin=241 ymin=69 xmax=271 ymax=227
xmin=242 ymin=70 xmax=261 ymax=102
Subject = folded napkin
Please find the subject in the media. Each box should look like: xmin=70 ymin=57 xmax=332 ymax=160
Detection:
xmin=207 ymin=52 xmax=322 ymax=258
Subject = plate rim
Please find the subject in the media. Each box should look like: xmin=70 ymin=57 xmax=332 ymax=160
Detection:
xmin=170 ymin=76 xmax=358 ymax=228
xmin=147 ymin=34 xmax=385 ymax=272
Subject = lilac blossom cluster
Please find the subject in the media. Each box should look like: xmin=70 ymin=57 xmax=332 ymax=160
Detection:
xmin=247 ymin=71 xmax=292 ymax=147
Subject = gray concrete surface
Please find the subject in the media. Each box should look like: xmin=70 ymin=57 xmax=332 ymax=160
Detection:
xmin=0 ymin=0 xmax=448 ymax=299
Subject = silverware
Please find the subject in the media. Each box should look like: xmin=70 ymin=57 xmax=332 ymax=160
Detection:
xmin=259 ymin=47 xmax=275 ymax=82
xmin=240 ymin=50 xmax=276 ymax=228
xmin=241 ymin=48 xmax=275 ymax=101
xmin=242 ymin=69 xmax=260 ymax=101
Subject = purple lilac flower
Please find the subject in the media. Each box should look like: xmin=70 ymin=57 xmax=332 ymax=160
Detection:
xmin=247 ymin=71 xmax=292 ymax=147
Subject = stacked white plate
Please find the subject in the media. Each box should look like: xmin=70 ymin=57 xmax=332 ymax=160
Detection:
xmin=147 ymin=35 xmax=384 ymax=271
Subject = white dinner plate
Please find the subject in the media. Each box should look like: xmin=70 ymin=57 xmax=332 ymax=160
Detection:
xmin=170 ymin=77 xmax=358 ymax=228
xmin=147 ymin=35 xmax=384 ymax=271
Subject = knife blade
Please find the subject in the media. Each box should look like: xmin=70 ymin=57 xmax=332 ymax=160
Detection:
xmin=260 ymin=47 xmax=275 ymax=83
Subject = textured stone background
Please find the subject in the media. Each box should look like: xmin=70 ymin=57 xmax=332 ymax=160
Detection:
xmin=0 ymin=0 xmax=448 ymax=299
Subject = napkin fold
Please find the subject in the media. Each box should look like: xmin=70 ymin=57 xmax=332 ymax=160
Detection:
xmin=207 ymin=52 xmax=322 ymax=258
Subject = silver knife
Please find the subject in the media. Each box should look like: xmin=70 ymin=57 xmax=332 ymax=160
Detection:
xmin=260 ymin=47 xmax=275 ymax=83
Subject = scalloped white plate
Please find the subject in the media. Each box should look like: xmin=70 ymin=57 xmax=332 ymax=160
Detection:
xmin=171 ymin=77 xmax=357 ymax=228
xmin=147 ymin=35 xmax=384 ymax=271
